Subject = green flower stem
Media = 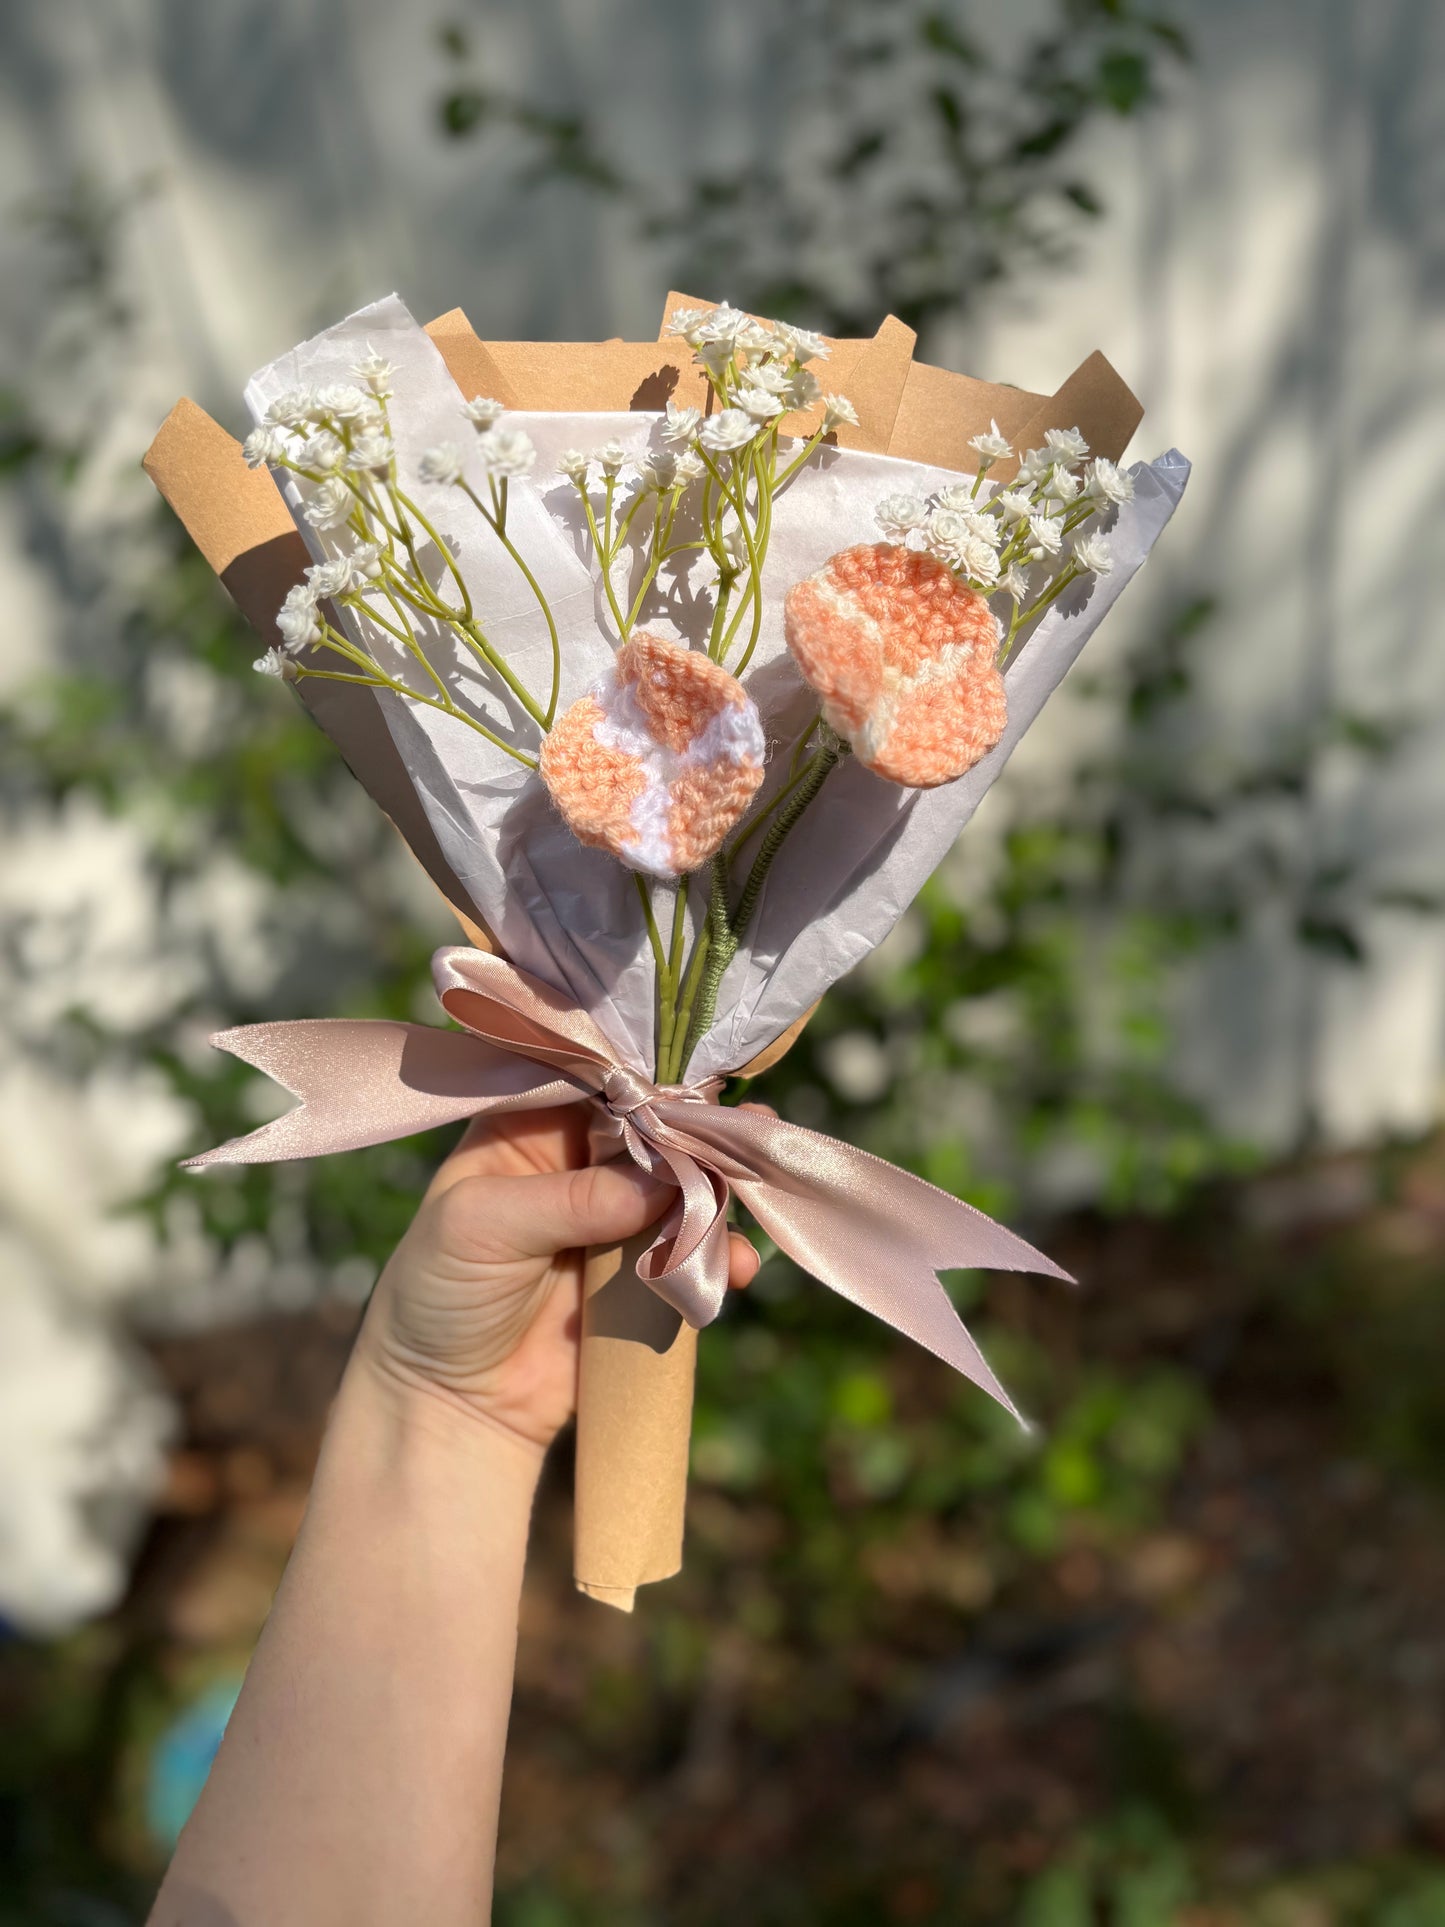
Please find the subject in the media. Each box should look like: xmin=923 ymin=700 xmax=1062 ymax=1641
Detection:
xmin=459 ymin=481 xmax=562 ymax=727
xmin=729 ymin=737 xmax=842 ymax=943
xmin=295 ymin=661 xmax=538 ymax=770
xmin=771 ymin=425 xmax=827 ymax=496
xmin=366 ymin=546 xmax=548 ymax=734
xmin=1000 ymin=563 xmax=1083 ymax=661
xmin=726 ymin=726 xmax=823 ymax=863
xmin=389 ymin=482 xmax=475 ymax=621
xmin=624 ymin=490 xmax=684 ymax=635
xmin=574 ymin=483 xmax=630 ymax=639
xmin=669 ymin=860 xmax=731 ymax=1081
xmin=653 ymin=877 xmax=692 ymax=1077
xmin=699 ymin=444 xmax=766 ymax=665
xmin=635 ymin=873 xmax=667 ymax=978
xmin=351 ymin=586 xmax=454 ymax=711
xmin=671 ymin=734 xmax=844 ymax=1077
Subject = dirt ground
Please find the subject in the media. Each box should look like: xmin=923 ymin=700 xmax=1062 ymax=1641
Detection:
xmin=33 ymin=1138 xmax=1445 ymax=1922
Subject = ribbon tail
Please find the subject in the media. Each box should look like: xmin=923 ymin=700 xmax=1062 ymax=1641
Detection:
xmin=185 ymin=1019 xmax=582 ymax=1167
xmin=667 ymin=1103 xmax=1073 ymax=1421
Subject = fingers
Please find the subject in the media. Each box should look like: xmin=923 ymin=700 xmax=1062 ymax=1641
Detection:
xmin=436 ymin=1160 xmax=671 ymax=1267
xmin=727 ymin=1229 xmax=760 ymax=1290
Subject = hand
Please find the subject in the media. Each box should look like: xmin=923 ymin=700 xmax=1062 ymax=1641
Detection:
xmin=354 ymin=1103 xmax=761 ymax=1454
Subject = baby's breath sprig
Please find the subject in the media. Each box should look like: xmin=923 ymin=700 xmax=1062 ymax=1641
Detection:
xmin=247 ymin=353 xmax=556 ymax=755
xmin=874 ymin=423 xmax=1134 ymax=663
xmin=556 ymin=306 xmax=857 ymax=683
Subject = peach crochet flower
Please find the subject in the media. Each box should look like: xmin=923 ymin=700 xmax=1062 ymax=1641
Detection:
xmin=540 ymin=632 xmax=766 ymax=879
xmin=783 ymin=543 xmax=1008 ymax=788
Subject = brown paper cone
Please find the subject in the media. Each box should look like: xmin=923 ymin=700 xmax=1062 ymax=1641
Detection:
xmin=573 ymin=1231 xmax=698 ymax=1611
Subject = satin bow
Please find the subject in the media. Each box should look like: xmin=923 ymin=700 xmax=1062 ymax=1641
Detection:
xmin=188 ymin=946 xmax=1069 ymax=1415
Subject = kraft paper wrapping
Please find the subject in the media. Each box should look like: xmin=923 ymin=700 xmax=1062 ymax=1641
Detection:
xmin=143 ymin=297 xmax=1161 ymax=1609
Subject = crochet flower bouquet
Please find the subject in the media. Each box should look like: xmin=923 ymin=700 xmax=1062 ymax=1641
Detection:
xmin=145 ymin=293 xmax=1187 ymax=1608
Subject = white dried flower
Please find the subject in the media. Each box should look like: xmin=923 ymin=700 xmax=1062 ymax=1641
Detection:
xmin=1014 ymin=449 xmax=1055 ymax=488
xmin=276 ymin=583 xmax=321 ymax=649
xmin=961 ymin=509 xmax=1002 ymax=546
xmin=822 ymin=394 xmax=859 ymax=432
xmin=719 ymin=523 xmax=749 ymax=570
xmin=349 ymin=541 xmax=384 ymax=582
xmin=305 ymin=556 xmax=355 ymax=599
xmin=1071 ymin=533 xmax=1113 ymax=575
xmin=744 ymin=360 xmax=792 ymax=396
xmin=661 ymin=402 xmax=703 ymax=445
xmin=637 ymin=451 xmax=678 ymax=491
xmin=296 ymin=430 xmax=346 ymax=474
xmin=734 ymin=318 xmax=776 ymax=359
xmin=351 ymin=347 xmax=394 ymax=391
xmin=968 ymin=419 xmax=1012 ymax=464
xmin=696 ymin=303 xmax=748 ymax=347
xmin=875 ymin=493 xmax=927 ymax=539
xmin=787 ymin=368 xmax=823 ymax=411
xmin=664 ymin=305 xmax=709 ymax=340
xmin=418 ymin=443 xmax=465 ymax=486
xmin=924 ymin=509 xmax=970 ymax=556
xmin=476 ymin=427 xmax=536 ymax=478
xmin=773 ymin=322 xmax=830 ymax=364
xmin=1086 ymin=457 xmax=1134 ymax=505
xmin=558 ymin=447 xmax=591 ymax=483
xmin=738 ymin=383 xmax=785 ymax=423
xmin=1026 ymin=513 xmax=1065 ymax=558
xmin=1000 ymin=565 xmax=1034 ymax=604
xmin=694 ymin=340 xmax=736 ymax=380
xmin=265 ymin=388 xmax=318 ymax=428
xmin=461 ymin=395 xmax=505 ymax=429
xmin=1045 ymin=426 xmax=1090 ymax=463
xmin=242 ymin=426 xmax=287 ymax=469
xmin=961 ymin=537 xmax=1002 ymax=585
xmin=594 ymin=439 xmax=630 ymax=476
xmin=674 ymin=449 xmax=706 ymax=483
xmin=698 ymin=409 xmax=755 ymax=454
xmin=316 ymin=382 xmax=372 ymax=421
xmin=995 ymin=489 xmax=1034 ymax=523
xmin=302 ymin=477 xmax=354 ymax=531
xmin=936 ymin=485 xmax=975 ymax=512
xmin=253 ymin=646 xmax=293 ymax=678
xmin=346 ymin=429 xmax=393 ymax=477
xmin=1044 ymin=467 xmax=1083 ymax=505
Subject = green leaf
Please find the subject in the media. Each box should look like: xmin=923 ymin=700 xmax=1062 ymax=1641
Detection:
xmin=440 ymin=89 xmax=487 ymax=137
xmin=919 ymin=13 xmax=984 ymax=65
xmin=1098 ymin=48 xmax=1150 ymax=113
xmin=1297 ymin=914 xmax=1367 ymax=964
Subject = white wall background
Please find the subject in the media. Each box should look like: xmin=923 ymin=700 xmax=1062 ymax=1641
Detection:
xmin=1 ymin=0 xmax=1442 ymax=1624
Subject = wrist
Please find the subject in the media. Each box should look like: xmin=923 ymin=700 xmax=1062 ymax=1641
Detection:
xmin=341 ymin=1320 xmax=549 ymax=1487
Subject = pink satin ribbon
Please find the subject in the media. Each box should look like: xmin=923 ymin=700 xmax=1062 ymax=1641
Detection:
xmin=188 ymin=946 xmax=1069 ymax=1414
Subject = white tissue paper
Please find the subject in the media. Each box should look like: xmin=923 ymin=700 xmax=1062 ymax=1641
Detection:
xmin=247 ymin=296 xmax=1188 ymax=1079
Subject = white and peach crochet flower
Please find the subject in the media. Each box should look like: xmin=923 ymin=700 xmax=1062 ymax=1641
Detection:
xmin=783 ymin=543 xmax=1008 ymax=789
xmin=540 ymin=633 xmax=766 ymax=879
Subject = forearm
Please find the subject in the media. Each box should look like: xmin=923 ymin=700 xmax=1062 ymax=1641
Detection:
xmin=151 ymin=1340 xmax=543 ymax=1927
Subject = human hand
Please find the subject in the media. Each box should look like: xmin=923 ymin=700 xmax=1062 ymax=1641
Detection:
xmin=354 ymin=1103 xmax=761 ymax=1454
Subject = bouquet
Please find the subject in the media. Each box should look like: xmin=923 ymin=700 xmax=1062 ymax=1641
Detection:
xmin=144 ymin=292 xmax=1187 ymax=1608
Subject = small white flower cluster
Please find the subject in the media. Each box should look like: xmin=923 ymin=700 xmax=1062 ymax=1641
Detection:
xmin=253 ymin=539 xmax=384 ymax=675
xmin=874 ymin=421 xmax=1134 ymax=636
xmin=419 ymin=400 xmax=537 ymax=492
xmin=662 ymin=302 xmax=857 ymax=443
xmin=556 ymin=432 xmax=707 ymax=494
xmin=243 ymin=351 xmax=401 ymax=534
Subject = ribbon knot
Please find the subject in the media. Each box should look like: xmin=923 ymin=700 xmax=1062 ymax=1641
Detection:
xmin=186 ymin=945 xmax=1071 ymax=1417
xmin=601 ymin=1066 xmax=658 ymax=1120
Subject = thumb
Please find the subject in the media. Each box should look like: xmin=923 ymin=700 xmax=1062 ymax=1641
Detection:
xmin=444 ymin=1160 xmax=673 ymax=1266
